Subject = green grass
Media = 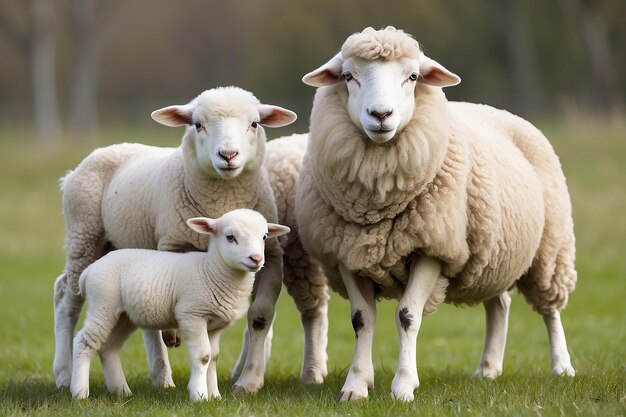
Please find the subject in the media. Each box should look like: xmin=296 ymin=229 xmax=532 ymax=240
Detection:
xmin=0 ymin=120 xmax=624 ymax=416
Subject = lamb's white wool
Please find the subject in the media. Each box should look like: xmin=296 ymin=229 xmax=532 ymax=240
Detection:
xmin=70 ymin=209 xmax=290 ymax=401
xmin=53 ymin=86 xmax=297 ymax=395
xmin=298 ymin=27 xmax=576 ymax=402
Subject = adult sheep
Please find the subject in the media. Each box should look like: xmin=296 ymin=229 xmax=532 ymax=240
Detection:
xmin=53 ymin=86 xmax=296 ymax=394
xmin=296 ymin=27 xmax=576 ymax=401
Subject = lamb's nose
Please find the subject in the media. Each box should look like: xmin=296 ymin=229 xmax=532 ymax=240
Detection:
xmin=219 ymin=150 xmax=238 ymax=161
xmin=249 ymin=254 xmax=263 ymax=265
xmin=368 ymin=109 xmax=393 ymax=121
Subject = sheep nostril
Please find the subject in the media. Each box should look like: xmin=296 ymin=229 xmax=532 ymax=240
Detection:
xmin=219 ymin=150 xmax=238 ymax=161
xmin=368 ymin=109 xmax=393 ymax=121
xmin=249 ymin=254 xmax=262 ymax=265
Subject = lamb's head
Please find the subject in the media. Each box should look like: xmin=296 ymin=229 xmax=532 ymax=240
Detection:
xmin=151 ymin=87 xmax=297 ymax=179
xmin=187 ymin=209 xmax=290 ymax=273
xmin=303 ymin=26 xmax=460 ymax=143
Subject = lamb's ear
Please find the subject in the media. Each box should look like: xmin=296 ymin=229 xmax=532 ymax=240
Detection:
xmin=257 ymin=105 xmax=297 ymax=128
xmin=266 ymin=223 xmax=290 ymax=238
xmin=151 ymin=103 xmax=194 ymax=127
xmin=187 ymin=217 xmax=217 ymax=235
xmin=418 ymin=53 xmax=461 ymax=88
xmin=302 ymin=52 xmax=344 ymax=87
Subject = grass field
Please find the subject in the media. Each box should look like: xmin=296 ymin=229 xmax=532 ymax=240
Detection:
xmin=0 ymin=119 xmax=624 ymax=416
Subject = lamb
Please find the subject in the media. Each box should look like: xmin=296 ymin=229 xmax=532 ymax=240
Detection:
xmin=54 ymin=86 xmax=297 ymax=395
xmin=70 ymin=209 xmax=290 ymax=401
xmin=296 ymin=26 xmax=577 ymax=401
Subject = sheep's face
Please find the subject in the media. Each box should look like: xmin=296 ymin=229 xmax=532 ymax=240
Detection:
xmin=187 ymin=209 xmax=290 ymax=274
xmin=151 ymin=87 xmax=297 ymax=180
xmin=303 ymin=51 xmax=460 ymax=143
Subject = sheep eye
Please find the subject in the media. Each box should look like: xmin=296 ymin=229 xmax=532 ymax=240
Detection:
xmin=343 ymin=72 xmax=353 ymax=82
xmin=408 ymin=73 xmax=418 ymax=82
xmin=263 ymin=234 xmax=267 ymax=241
xmin=251 ymin=121 xmax=258 ymax=128
xmin=226 ymin=234 xmax=237 ymax=244
xmin=194 ymin=122 xmax=203 ymax=131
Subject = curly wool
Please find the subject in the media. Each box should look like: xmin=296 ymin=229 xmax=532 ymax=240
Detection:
xmin=342 ymin=26 xmax=421 ymax=61
xmin=298 ymin=79 xmax=577 ymax=314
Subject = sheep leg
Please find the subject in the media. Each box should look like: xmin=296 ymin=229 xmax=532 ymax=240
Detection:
xmin=300 ymin=302 xmax=329 ymax=384
xmin=391 ymin=256 xmax=442 ymax=401
xmin=230 ymin=327 xmax=249 ymax=380
xmin=143 ymin=330 xmax=175 ymax=388
xmin=178 ymin=317 xmax=212 ymax=401
xmin=472 ymin=292 xmax=511 ymax=379
xmin=338 ymin=263 xmax=376 ymax=402
xmin=100 ymin=314 xmax=135 ymax=397
xmin=232 ymin=242 xmax=283 ymax=395
xmin=206 ymin=330 xmax=222 ymax=399
xmin=543 ymin=310 xmax=575 ymax=376
xmin=53 ymin=273 xmax=85 ymax=388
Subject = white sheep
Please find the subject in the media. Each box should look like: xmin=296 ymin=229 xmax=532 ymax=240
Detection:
xmin=70 ymin=209 xmax=290 ymax=401
xmin=54 ymin=86 xmax=297 ymax=395
xmin=297 ymin=27 xmax=577 ymax=401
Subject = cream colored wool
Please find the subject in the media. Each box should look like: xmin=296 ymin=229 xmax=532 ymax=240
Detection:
xmin=297 ymin=61 xmax=576 ymax=315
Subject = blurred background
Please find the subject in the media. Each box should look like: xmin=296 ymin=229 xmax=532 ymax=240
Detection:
xmin=0 ymin=0 xmax=624 ymax=142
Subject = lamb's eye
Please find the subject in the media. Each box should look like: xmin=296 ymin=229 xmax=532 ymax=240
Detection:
xmin=194 ymin=122 xmax=203 ymax=130
xmin=408 ymin=73 xmax=418 ymax=82
xmin=343 ymin=72 xmax=353 ymax=82
xmin=251 ymin=121 xmax=258 ymax=128
xmin=263 ymin=234 xmax=267 ymax=241
xmin=226 ymin=234 xmax=237 ymax=244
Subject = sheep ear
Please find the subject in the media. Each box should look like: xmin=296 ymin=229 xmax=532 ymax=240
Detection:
xmin=302 ymin=52 xmax=344 ymax=87
xmin=266 ymin=223 xmax=290 ymax=238
xmin=187 ymin=217 xmax=217 ymax=235
xmin=151 ymin=104 xmax=194 ymax=127
xmin=257 ymin=105 xmax=297 ymax=128
xmin=418 ymin=53 xmax=461 ymax=88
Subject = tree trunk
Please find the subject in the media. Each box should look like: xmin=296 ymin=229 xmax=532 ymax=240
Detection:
xmin=503 ymin=0 xmax=542 ymax=116
xmin=30 ymin=0 xmax=61 ymax=142
xmin=68 ymin=0 xmax=98 ymax=137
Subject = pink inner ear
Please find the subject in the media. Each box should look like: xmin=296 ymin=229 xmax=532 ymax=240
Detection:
xmin=306 ymin=69 xmax=342 ymax=86
xmin=191 ymin=220 xmax=213 ymax=234
xmin=159 ymin=107 xmax=192 ymax=125
xmin=261 ymin=110 xmax=289 ymax=126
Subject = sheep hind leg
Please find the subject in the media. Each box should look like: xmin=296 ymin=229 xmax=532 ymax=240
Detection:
xmin=473 ymin=292 xmax=511 ymax=379
xmin=100 ymin=314 xmax=135 ymax=397
xmin=300 ymin=302 xmax=329 ymax=384
xmin=143 ymin=330 xmax=175 ymax=388
xmin=53 ymin=273 xmax=84 ymax=388
xmin=543 ymin=310 xmax=575 ymax=376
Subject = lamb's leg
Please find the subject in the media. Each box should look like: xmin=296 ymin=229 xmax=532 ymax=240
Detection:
xmin=473 ymin=292 xmax=511 ymax=379
xmin=100 ymin=314 xmax=135 ymax=397
xmin=338 ymin=263 xmax=376 ymax=402
xmin=232 ymin=240 xmax=283 ymax=395
xmin=70 ymin=313 xmax=120 ymax=399
xmin=53 ymin=273 xmax=85 ymax=388
xmin=178 ymin=317 xmax=211 ymax=401
xmin=543 ymin=310 xmax=575 ymax=376
xmin=206 ymin=330 xmax=222 ymax=399
xmin=143 ymin=330 xmax=175 ymax=388
xmin=391 ymin=256 xmax=442 ymax=402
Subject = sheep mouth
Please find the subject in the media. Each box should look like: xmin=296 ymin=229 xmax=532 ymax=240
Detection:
xmin=241 ymin=262 xmax=263 ymax=272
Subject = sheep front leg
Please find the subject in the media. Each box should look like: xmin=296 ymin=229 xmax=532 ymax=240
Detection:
xmin=391 ymin=256 xmax=442 ymax=402
xmin=206 ymin=330 xmax=222 ymax=399
xmin=473 ymin=292 xmax=511 ymax=379
xmin=543 ymin=310 xmax=575 ymax=376
xmin=300 ymin=301 xmax=329 ymax=384
xmin=232 ymin=239 xmax=283 ymax=394
xmin=338 ymin=263 xmax=376 ymax=402
xmin=178 ymin=316 xmax=212 ymax=401
xmin=53 ymin=273 xmax=85 ymax=388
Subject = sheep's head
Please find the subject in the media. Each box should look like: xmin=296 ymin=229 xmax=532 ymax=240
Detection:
xmin=151 ymin=87 xmax=297 ymax=179
xmin=303 ymin=27 xmax=460 ymax=143
xmin=187 ymin=209 xmax=290 ymax=273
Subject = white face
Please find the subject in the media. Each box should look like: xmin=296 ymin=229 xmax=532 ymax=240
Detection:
xmin=343 ymin=56 xmax=420 ymax=143
xmin=192 ymin=113 xmax=259 ymax=179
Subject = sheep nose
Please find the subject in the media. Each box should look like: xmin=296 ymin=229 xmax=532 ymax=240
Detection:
xmin=368 ymin=108 xmax=393 ymax=121
xmin=249 ymin=254 xmax=263 ymax=265
xmin=219 ymin=149 xmax=238 ymax=161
